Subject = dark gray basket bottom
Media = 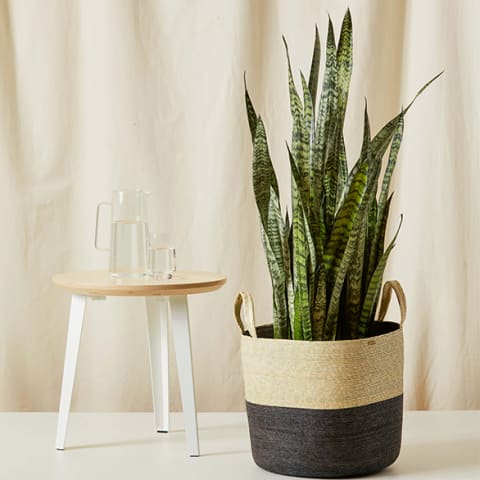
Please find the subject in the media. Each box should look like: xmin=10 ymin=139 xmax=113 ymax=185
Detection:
xmin=246 ymin=395 xmax=403 ymax=478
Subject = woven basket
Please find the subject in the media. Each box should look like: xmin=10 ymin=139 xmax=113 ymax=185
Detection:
xmin=235 ymin=281 xmax=407 ymax=478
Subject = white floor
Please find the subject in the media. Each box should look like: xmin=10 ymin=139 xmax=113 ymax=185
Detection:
xmin=0 ymin=411 xmax=478 ymax=479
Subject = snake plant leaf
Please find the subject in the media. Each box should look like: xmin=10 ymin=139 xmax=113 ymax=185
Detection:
xmin=287 ymin=144 xmax=310 ymax=216
xmin=266 ymin=186 xmax=286 ymax=276
xmin=308 ymin=20 xmax=334 ymax=250
xmin=323 ymin=124 xmax=340 ymax=233
xmin=321 ymin=19 xmax=339 ymax=232
xmin=333 ymin=8 xmax=352 ymax=207
xmin=375 ymin=193 xmax=393 ymax=268
xmin=328 ymin=8 xmax=353 ymax=223
xmin=260 ymin=224 xmax=286 ymax=338
xmin=303 ymin=200 xmax=317 ymax=312
xmin=290 ymin=141 xmax=316 ymax=301
xmin=364 ymin=196 xmax=377 ymax=292
xmin=290 ymin=159 xmax=313 ymax=340
xmin=283 ymin=37 xmax=304 ymax=162
xmin=267 ymin=188 xmax=289 ymax=338
xmin=336 ymin=134 xmax=348 ymax=207
xmin=284 ymin=36 xmax=311 ymax=239
xmin=308 ymin=25 xmax=321 ymax=113
xmin=358 ymin=215 xmax=403 ymax=337
xmin=252 ymin=117 xmax=280 ymax=228
xmin=324 ymin=187 xmax=371 ymax=340
xmin=244 ymin=75 xmax=258 ymax=143
xmin=344 ymin=102 xmax=371 ymax=197
xmin=404 ymin=71 xmax=443 ymax=114
xmin=288 ymin=144 xmax=319 ymax=290
xmin=324 ymin=161 xmax=368 ymax=283
xmin=312 ymin=267 xmax=327 ymax=339
xmin=283 ymin=211 xmax=295 ymax=331
xmin=336 ymin=8 xmax=353 ymax=125
xmin=370 ymin=72 xmax=442 ymax=174
xmin=301 ymin=72 xmax=314 ymax=202
xmin=344 ymin=204 xmax=367 ymax=339
xmin=367 ymin=114 xmax=404 ymax=282
xmin=293 ymin=203 xmax=312 ymax=340
xmin=378 ymin=113 xmax=404 ymax=211
xmin=361 ymin=101 xmax=371 ymax=158
xmin=261 ymin=188 xmax=288 ymax=340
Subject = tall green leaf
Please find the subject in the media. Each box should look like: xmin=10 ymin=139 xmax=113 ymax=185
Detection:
xmin=336 ymin=9 xmax=353 ymax=122
xmin=369 ymin=72 xmax=442 ymax=176
xmin=283 ymin=37 xmax=305 ymax=167
xmin=323 ymin=162 xmax=368 ymax=284
xmin=260 ymin=225 xmax=285 ymax=337
xmin=363 ymin=196 xmax=377 ymax=296
xmin=358 ymin=215 xmax=403 ymax=337
xmin=321 ymin=19 xmax=339 ymax=232
xmin=334 ymin=8 xmax=353 ymax=206
xmin=266 ymin=188 xmax=289 ymax=338
xmin=308 ymin=25 xmax=321 ymax=113
xmin=344 ymin=102 xmax=370 ymax=195
xmin=367 ymin=114 xmax=404 ymax=283
xmin=323 ymin=186 xmax=371 ymax=340
xmin=244 ymin=75 xmax=258 ymax=142
xmin=291 ymin=163 xmax=313 ymax=340
xmin=312 ymin=268 xmax=327 ymax=339
xmin=283 ymin=211 xmax=295 ymax=333
xmin=252 ymin=117 xmax=279 ymax=228
xmin=300 ymin=72 xmax=314 ymax=204
xmin=375 ymin=193 xmax=393 ymax=268
xmin=344 ymin=207 xmax=367 ymax=339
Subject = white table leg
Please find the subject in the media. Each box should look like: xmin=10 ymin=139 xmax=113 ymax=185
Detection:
xmin=55 ymin=294 xmax=86 ymax=450
xmin=170 ymin=295 xmax=200 ymax=457
xmin=145 ymin=296 xmax=169 ymax=433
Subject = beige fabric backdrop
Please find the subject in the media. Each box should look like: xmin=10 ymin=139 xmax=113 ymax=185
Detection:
xmin=0 ymin=0 xmax=478 ymax=411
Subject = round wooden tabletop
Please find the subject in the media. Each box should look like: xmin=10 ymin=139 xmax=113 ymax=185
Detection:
xmin=52 ymin=271 xmax=227 ymax=297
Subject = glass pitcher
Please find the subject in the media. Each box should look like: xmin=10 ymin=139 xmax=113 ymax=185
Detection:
xmin=95 ymin=190 xmax=150 ymax=277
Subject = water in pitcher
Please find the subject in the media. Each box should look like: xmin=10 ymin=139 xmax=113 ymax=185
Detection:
xmin=109 ymin=220 xmax=148 ymax=277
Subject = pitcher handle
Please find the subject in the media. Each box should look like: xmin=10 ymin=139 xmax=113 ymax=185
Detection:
xmin=94 ymin=202 xmax=111 ymax=251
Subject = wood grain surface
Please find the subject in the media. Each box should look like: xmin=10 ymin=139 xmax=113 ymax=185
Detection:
xmin=52 ymin=271 xmax=227 ymax=296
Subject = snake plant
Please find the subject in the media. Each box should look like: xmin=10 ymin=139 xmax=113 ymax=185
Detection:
xmin=245 ymin=9 xmax=440 ymax=340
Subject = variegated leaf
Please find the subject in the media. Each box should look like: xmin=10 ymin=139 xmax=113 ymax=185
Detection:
xmin=312 ymin=267 xmax=327 ymax=340
xmin=252 ymin=117 xmax=280 ymax=228
xmin=308 ymin=25 xmax=321 ymax=113
xmin=358 ymin=215 xmax=403 ymax=337
xmin=301 ymin=72 xmax=314 ymax=206
xmin=336 ymin=9 xmax=353 ymax=121
xmin=324 ymin=161 xmax=368 ymax=282
xmin=292 ymin=172 xmax=312 ymax=340
xmin=283 ymin=37 xmax=304 ymax=165
xmin=323 ymin=184 xmax=371 ymax=340
xmin=367 ymin=115 xmax=403 ymax=283
xmin=244 ymin=75 xmax=257 ymax=143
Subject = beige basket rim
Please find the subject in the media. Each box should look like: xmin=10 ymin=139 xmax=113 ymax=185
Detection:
xmin=242 ymin=322 xmax=402 ymax=347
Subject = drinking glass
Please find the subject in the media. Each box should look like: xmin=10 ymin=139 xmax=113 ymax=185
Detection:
xmin=148 ymin=233 xmax=176 ymax=279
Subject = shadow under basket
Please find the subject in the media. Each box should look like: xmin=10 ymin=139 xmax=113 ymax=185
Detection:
xmin=235 ymin=283 xmax=406 ymax=478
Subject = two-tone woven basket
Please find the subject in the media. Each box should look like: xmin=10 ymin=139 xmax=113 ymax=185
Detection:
xmin=235 ymin=280 xmax=407 ymax=478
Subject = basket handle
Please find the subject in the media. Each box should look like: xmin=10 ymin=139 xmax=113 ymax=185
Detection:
xmin=234 ymin=291 xmax=257 ymax=338
xmin=377 ymin=280 xmax=407 ymax=326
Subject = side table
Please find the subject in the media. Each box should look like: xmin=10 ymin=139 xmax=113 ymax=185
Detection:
xmin=52 ymin=270 xmax=226 ymax=456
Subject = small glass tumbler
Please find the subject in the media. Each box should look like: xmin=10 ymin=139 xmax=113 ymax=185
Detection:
xmin=148 ymin=233 xmax=176 ymax=279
